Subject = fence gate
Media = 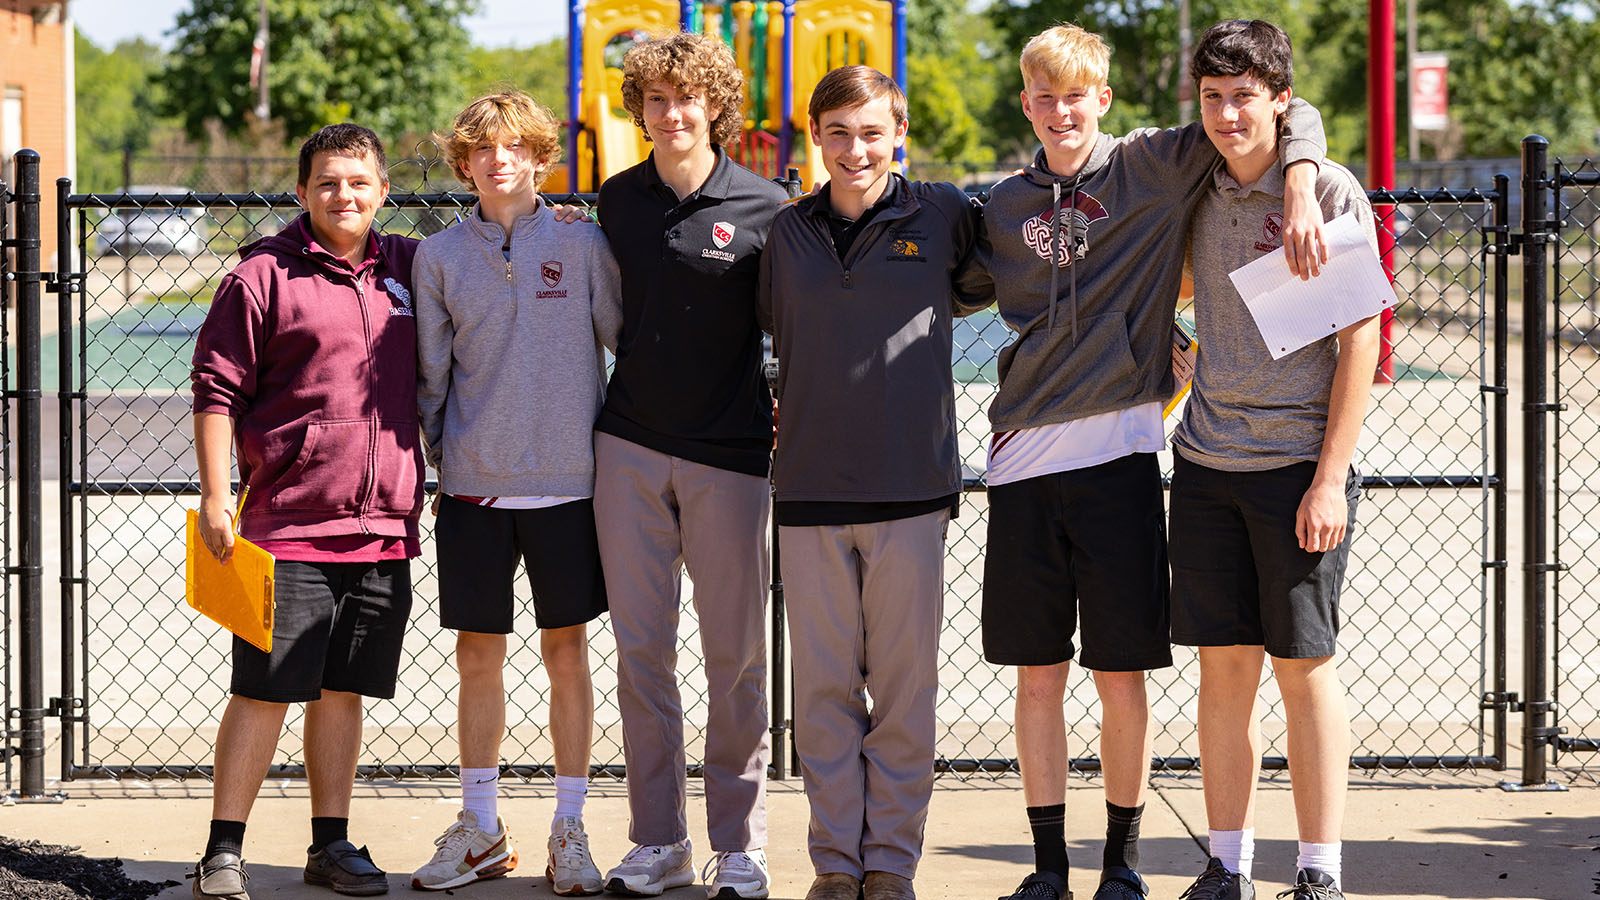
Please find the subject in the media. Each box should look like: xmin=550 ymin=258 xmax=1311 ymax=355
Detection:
xmin=1 ymin=169 xmax=13 ymax=792
xmin=1549 ymin=152 xmax=1600 ymax=783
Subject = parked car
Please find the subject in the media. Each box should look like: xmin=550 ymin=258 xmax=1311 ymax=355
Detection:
xmin=95 ymin=187 xmax=208 ymax=257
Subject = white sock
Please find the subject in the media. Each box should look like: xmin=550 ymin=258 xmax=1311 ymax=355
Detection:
xmin=1208 ymin=828 xmax=1255 ymax=879
xmin=1296 ymin=840 xmax=1341 ymax=886
xmin=552 ymin=774 xmax=588 ymax=831
xmin=461 ymin=767 xmax=500 ymax=829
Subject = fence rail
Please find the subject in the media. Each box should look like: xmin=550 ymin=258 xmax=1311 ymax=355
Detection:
xmin=1 ymin=136 xmax=1595 ymax=797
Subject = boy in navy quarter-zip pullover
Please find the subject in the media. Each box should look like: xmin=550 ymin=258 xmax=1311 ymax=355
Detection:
xmin=759 ymin=65 xmax=981 ymax=900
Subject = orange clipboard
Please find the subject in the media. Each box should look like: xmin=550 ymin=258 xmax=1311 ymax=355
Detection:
xmin=1165 ymin=318 xmax=1199 ymax=419
xmin=185 ymin=506 xmax=276 ymax=653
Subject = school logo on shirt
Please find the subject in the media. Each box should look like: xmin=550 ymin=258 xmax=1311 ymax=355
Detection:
xmin=541 ymin=261 xmax=563 ymax=288
xmin=1022 ymin=190 xmax=1109 ymax=267
xmin=887 ymin=238 xmax=925 ymax=262
xmin=712 ymin=221 xmax=736 ymax=248
xmin=384 ymin=277 xmax=414 ymax=316
xmin=1256 ymin=213 xmax=1285 ymax=253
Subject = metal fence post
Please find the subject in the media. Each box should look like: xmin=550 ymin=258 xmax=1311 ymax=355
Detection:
xmin=6 ymin=150 xmax=59 ymax=801
xmin=1507 ymin=135 xmax=1563 ymax=790
xmin=53 ymin=177 xmax=82 ymax=779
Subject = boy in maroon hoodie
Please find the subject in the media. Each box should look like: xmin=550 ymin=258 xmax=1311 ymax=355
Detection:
xmin=189 ymin=123 xmax=425 ymax=900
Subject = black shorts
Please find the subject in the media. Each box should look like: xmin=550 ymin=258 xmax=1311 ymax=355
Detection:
xmin=436 ymin=495 xmax=608 ymax=634
xmin=231 ymin=558 xmax=413 ymax=703
xmin=982 ymin=452 xmax=1173 ymax=671
xmin=1168 ymin=456 xmax=1359 ymax=659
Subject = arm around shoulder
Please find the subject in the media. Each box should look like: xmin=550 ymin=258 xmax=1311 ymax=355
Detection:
xmin=590 ymin=230 xmax=623 ymax=352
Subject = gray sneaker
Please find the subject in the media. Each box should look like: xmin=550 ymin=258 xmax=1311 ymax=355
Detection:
xmin=1180 ymin=858 xmax=1254 ymax=900
xmin=1276 ymin=868 xmax=1342 ymax=900
xmin=547 ymin=816 xmax=604 ymax=895
xmin=604 ymin=839 xmax=695 ymax=896
xmin=303 ymin=840 xmax=389 ymax=895
xmin=191 ymin=851 xmax=249 ymax=900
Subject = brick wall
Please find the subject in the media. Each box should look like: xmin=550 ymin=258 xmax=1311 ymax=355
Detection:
xmin=1 ymin=6 xmax=71 ymax=260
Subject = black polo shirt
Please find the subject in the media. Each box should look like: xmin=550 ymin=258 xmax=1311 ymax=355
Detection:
xmin=595 ymin=146 xmax=790 ymax=477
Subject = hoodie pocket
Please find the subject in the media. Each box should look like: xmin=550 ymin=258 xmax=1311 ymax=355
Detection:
xmin=269 ymin=419 xmax=371 ymax=513
xmin=372 ymin=418 xmax=425 ymax=516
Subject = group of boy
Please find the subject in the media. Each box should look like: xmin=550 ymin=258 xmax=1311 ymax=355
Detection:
xmin=187 ymin=16 xmax=1376 ymax=900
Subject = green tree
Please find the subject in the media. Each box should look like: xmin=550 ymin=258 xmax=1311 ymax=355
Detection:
xmin=461 ymin=39 xmax=568 ymax=115
xmin=158 ymin=0 xmax=480 ymax=146
xmin=905 ymin=0 xmax=1002 ymax=175
xmin=75 ymin=34 xmax=170 ymax=191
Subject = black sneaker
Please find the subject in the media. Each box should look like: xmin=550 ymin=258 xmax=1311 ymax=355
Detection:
xmin=304 ymin=839 xmax=390 ymax=895
xmin=999 ymin=871 xmax=1072 ymax=900
xmin=1179 ymin=858 xmax=1254 ymax=900
xmin=190 ymin=851 xmax=250 ymax=900
xmin=1275 ymin=868 xmax=1342 ymax=900
xmin=1091 ymin=867 xmax=1148 ymax=900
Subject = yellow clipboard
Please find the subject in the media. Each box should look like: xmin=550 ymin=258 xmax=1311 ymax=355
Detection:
xmin=1165 ymin=318 xmax=1200 ymax=419
xmin=185 ymin=501 xmax=276 ymax=653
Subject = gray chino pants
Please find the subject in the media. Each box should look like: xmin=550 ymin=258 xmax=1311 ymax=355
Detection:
xmin=594 ymin=432 xmax=771 ymax=851
xmin=779 ymin=510 xmax=948 ymax=879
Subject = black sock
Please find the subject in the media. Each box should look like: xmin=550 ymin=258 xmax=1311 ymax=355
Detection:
xmin=1027 ymin=804 xmax=1069 ymax=877
xmin=206 ymin=820 xmax=247 ymax=859
xmin=310 ymin=817 xmax=348 ymax=853
xmin=1103 ymin=801 xmax=1144 ymax=871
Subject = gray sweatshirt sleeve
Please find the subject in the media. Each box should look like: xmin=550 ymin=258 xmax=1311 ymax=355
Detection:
xmin=1111 ymin=97 xmax=1325 ymax=192
xmin=413 ymin=241 xmax=452 ymax=471
xmin=589 ymin=230 xmax=622 ymax=353
xmin=952 ymin=198 xmax=994 ymax=318
xmin=1277 ymin=96 xmax=1327 ymax=170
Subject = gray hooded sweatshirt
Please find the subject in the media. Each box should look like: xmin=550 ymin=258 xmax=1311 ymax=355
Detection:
xmin=414 ymin=202 xmax=622 ymax=498
xmin=956 ymin=102 xmax=1324 ymax=432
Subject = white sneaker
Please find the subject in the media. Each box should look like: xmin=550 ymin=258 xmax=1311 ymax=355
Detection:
xmin=702 ymin=849 xmax=770 ymax=900
xmin=547 ymin=815 xmax=604 ymax=896
xmin=604 ymin=838 xmax=695 ymax=896
xmin=410 ymin=810 xmax=517 ymax=891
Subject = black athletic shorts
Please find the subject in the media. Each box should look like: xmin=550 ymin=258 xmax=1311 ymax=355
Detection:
xmin=982 ymin=452 xmax=1173 ymax=671
xmin=436 ymin=495 xmax=608 ymax=634
xmin=231 ymin=558 xmax=413 ymax=703
xmin=1168 ymin=455 xmax=1359 ymax=659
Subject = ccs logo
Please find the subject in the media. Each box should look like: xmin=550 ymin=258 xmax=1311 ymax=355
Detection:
xmin=712 ymin=221 xmax=736 ymax=248
xmin=541 ymin=261 xmax=563 ymax=288
xmin=1263 ymin=213 xmax=1284 ymax=243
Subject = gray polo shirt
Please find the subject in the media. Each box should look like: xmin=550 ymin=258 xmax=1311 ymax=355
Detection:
xmin=1173 ymin=159 xmax=1377 ymax=472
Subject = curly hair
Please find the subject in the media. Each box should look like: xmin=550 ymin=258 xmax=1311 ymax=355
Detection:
xmin=620 ymin=32 xmax=745 ymax=148
xmin=442 ymin=91 xmax=563 ymax=192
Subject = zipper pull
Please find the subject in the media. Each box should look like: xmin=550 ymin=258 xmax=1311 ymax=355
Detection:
xmin=842 ymin=270 xmax=852 ymax=288
xmin=506 ymin=259 xmax=513 ymax=282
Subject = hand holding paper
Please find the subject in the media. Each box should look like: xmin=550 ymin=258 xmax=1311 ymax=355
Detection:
xmin=1227 ymin=211 xmax=1396 ymax=360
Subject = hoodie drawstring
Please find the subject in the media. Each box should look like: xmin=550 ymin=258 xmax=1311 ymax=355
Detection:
xmin=1049 ymin=180 xmax=1061 ymax=336
xmin=1047 ymin=179 xmax=1083 ymax=346
xmin=1068 ymin=181 xmax=1079 ymax=347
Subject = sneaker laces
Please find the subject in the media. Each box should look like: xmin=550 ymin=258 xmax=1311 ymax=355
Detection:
xmin=1007 ymin=879 xmax=1060 ymax=900
xmin=1276 ymin=883 xmax=1339 ymax=900
xmin=1180 ymin=863 xmax=1239 ymax=900
xmin=431 ymin=820 xmax=475 ymax=857
xmin=701 ymin=850 xmax=760 ymax=884
xmin=620 ymin=843 xmax=672 ymax=866
xmin=551 ymin=825 xmax=594 ymax=868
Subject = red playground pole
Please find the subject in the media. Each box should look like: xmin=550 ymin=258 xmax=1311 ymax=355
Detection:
xmin=1368 ymin=0 xmax=1397 ymax=383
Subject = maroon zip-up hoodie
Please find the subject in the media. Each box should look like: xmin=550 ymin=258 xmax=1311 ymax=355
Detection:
xmin=191 ymin=215 xmax=423 ymax=542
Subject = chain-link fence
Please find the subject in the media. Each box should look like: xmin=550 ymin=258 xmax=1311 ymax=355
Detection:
xmin=14 ymin=142 xmax=1600 ymax=787
xmin=1551 ymin=157 xmax=1600 ymax=784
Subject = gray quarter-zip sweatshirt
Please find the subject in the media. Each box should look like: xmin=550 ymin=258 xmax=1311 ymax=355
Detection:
xmin=415 ymin=201 xmax=622 ymax=497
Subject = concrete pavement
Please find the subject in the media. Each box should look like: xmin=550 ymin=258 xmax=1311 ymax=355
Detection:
xmin=1 ymin=769 xmax=1592 ymax=900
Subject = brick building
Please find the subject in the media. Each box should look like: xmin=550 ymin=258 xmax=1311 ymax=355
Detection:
xmin=2 ymin=1 xmax=75 ymax=263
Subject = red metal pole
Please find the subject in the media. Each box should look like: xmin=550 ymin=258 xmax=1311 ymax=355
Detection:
xmin=1369 ymin=0 xmax=1397 ymax=383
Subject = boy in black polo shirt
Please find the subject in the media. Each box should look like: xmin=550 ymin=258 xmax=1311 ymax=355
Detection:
xmin=759 ymin=65 xmax=981 ymax=900
xmin=592 ymin=30 xmax=787 ymax=900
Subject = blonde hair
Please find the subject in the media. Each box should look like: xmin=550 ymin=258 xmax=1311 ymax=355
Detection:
xmin=443 ymin=91 xmax=562 ymax=192
xmin=1019 ymin=24 xmax=1111 ymax=90
xmin=620 ymin=32 xmax=745 ymax=147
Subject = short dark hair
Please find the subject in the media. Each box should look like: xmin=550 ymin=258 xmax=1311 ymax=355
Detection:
xmin=1189 ymin=19 xmax=1294 ymax=96
xmin=296 ymin=123 xmax=389 ymax=187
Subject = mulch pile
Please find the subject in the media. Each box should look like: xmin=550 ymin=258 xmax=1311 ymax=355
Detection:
xmin=0 ymin=837 xmax=179 ymax=900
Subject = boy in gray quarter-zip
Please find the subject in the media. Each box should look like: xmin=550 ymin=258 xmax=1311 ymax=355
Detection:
xmin=952 ymin=24 xmax=1330 ymax=900
xmin=758 ymin=66 xmax=981 ymax=900
xmin=411 ymin=92 xmax=620 ymax=896
xmin=190 ymin=123 xmax=421 ymax=900
xmin=1169 ymin=21 xmax=1378 ymax=900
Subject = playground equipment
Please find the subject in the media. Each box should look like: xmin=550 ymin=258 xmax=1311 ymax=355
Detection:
xmin=561 ymin=0 xmax=906 ymax=193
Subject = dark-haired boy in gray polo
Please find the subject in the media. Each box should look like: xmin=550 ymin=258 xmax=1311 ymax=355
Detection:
xmin=1170 ymin=19 xmax=1380 ymax=900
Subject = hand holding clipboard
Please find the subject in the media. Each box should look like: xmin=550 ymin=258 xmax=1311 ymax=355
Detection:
xmin=185 ymin=489 xmax=276 ymax=653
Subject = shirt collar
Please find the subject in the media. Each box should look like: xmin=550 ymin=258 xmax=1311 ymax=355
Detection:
xmin=642 ymin=143 xmax=733 ymax=201
xmin=805 ymin=172 xmax=904 ymax=221
xmin=296 ymin=215 xmax=381 ymax=272
xmin=1213 ymin=159 xmax=1286 ymax=200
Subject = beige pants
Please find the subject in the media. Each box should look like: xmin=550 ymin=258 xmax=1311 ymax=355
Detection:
xmin=594 ymin=432 xmax=771 ymax=851
xmin=779 ymin=510 xmax=949 ymax=879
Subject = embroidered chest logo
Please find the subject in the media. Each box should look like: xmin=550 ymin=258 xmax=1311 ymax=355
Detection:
xmin=541 ymin=261 xmax=563 ymax=288
xmin=712 ymin=221 xmax=735 ymax=248
xmin=886 ymin=238 xmax=925 ymax=262
xmin=1256 ymin=213 xmax=1285 ymax=253
xmin=1022 ymin=190 xmax=1109 ymax=267
xmin=384 ymin=277 xmax=413 ymax=316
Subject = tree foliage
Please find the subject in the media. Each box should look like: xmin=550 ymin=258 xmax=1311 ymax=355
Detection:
xmin=906 ymin=0 xmax=1000 ymax=171
xmin=75 ymin=34 xmax=170 ymax=190
xmin=461 ymin=39 xmax=568 ymax=117
xmin=157 ymin=0 xmax=480 ymax=146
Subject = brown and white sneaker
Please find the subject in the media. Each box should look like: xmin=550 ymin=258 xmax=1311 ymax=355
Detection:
xmin=409 ymin=810 xmax=517 ymax=891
